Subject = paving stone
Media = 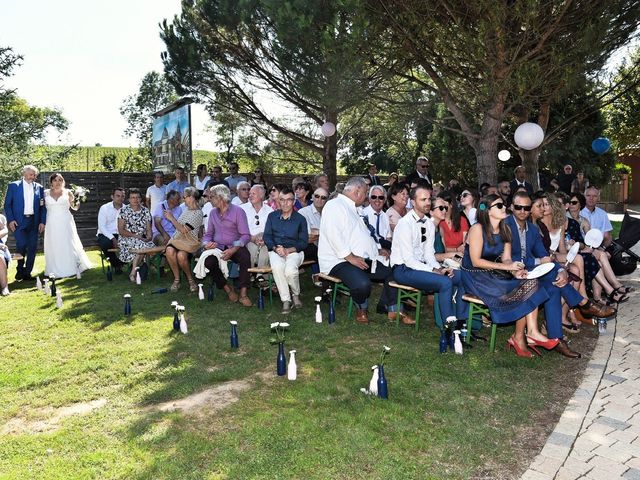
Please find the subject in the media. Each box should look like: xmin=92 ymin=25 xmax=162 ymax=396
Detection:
xmin=520 ymin=469 xmax=549 ymax=480
xmin=587 ymin=454 xmax=634 ymax=476
xmin=592 ymin=444 xmax=633 ymax=463
xmin=555 ymin=465 xmax=591 ymax=480
xmin=609 ymin=429 xmax=640 ymax=444
xmin=588 ymin=363 xmax=607 ymax=369
xmin=624 ymin=468 xmax=640 ymax=480
xmin=539 ymin=443 xmax=571 ymax=460
xmin=563 ymin=456 xmax=594 ymax=474
xmin=626 ymin=458 xmax=640 ymax=469
xmin=595 ymin=416 xmax=633 ymax=430
xmin=547 ymin=431 xmax=575 ymax=448
xmin=586 ymin=466 xmax=628 ymax=479
xmin=530 ymin=454 xmax=563 ymax=476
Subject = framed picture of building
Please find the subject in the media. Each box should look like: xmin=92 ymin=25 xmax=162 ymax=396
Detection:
xmin=152 ymin=100 xmax=192 ymax=173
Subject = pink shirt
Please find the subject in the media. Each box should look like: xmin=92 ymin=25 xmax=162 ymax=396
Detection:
xmin=202 ymin=203 xmax=250 ymax=248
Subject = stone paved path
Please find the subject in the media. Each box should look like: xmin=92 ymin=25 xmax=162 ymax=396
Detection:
xmin=521 ymin=270 xmax=640 ymax=480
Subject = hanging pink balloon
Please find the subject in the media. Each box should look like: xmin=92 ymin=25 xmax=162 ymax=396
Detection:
xmin=321 ymin=122 xmax=336 ymax=137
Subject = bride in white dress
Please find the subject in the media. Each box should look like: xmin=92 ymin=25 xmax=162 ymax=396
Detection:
xmin=44 ymin=173 xmax=93 ymax=278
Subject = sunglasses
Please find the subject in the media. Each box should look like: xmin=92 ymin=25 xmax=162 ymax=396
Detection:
xmin=490 ymin=202 xmax=505 ymax=210
xmin=255 ymin=170 xmax=262 ymax=174
xmin=370 ymin=195 xmax=385 ymax=200
xmin=270 ymin=188 xmax=277 ymax=192
xmin=460 ymin=192 xmax=471 ymax=198
xmin=512 ymin=204 xmax=532 ymax=211
xmin=314 ymin=194 xmax=328 ymax=200
xmin=254 ymin=214 xmax=260 ymax=226
xmin=433 ymin=205 xmax=449 ymax=212
xmin=570 ymin=200 xmax=580 ymax=205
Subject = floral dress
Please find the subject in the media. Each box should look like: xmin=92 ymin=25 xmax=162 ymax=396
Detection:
xmin=117 ymin=205 xmax=155 ymax=263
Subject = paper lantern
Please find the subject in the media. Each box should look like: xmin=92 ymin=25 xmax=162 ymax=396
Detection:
xmin=321 ymin=122 xmax=336 ymax=137
xmin=591 ymin=137 xmax=611 ymax=155
xmin=514 ymin=122 xmax=544 ymax=150
xmin=498 ymin=150 xmax=511 ymax=161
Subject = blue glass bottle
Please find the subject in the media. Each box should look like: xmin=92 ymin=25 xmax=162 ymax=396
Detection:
xmin=208 ymin=284 xmax=214 ymax=302
xmin=173 ymin=310 xmax=180 ymax=331
xmin=277 ymin=342 xmax=286 ymax=376
xmin=377 ymin=364 xmax=388 ymax=399
xmin=439 ymin=330 xmax=448 ymax=353
xmin=123 ymin=295 xmax=131 ymax=315
xmin=106 ymin=265 xmax=113 ymax=281
xmin=230 ymin=323 xmax=239 ymax=348
xmin=257 ymin=288 xmax=264 ymax=310
xmin=448 ymin=328 xmax=455 ymax=351
xmin=50 ymin=277 xmax=57 ymax=297
xmin=328 ymin=299 xmax=336 ymax=324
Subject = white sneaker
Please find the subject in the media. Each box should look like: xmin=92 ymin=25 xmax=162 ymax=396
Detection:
xmin=1 ymin=287 xmax=10 ymax=296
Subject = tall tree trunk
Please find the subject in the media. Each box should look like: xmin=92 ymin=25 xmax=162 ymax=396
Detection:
xmin=519 ymin=102 xmax=550 ymax=191
xmin=323 ymin=111 xmax=338 ymax=188
xmin=474 ymin=97 xmax=506 ymax=186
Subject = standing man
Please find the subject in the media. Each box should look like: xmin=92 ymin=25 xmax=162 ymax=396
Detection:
xmin=4 ymin=165 xmax=47 ymax=281
xmin=365 ymin=163 xmax=381 ymax=186
xmin=509 ymin=166 xmax=534 ymax=196
xmin=224 ymin=162 xmax=247 ymax=198
xmin=166 ymin=166 xmax=190 ymax=197
xmin=362 ymin=186 xmax=392 ymax=250
xmin=390 ymin=186 xmax=468 ymax=326
xmin=146 ymin=171 xmax=167 ymax=213
xmin=555 ymin=164 xmax=576 ymax=195
xmin=241 ymin=185 xmax=273 ymax=269
xmin=96 ymin=187 xmax=125 ymax=273
xmin=263 ymin=187 xmax=309 ymax=313
xmin=581 ymin=186 xmax=614 ymax=247
xmin=404 ymin=156 xmax=433 ymax=188
xmin=318 ymin=177 xmax=413 ymax=325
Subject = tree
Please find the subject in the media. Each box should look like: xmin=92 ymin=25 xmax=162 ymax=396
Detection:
xmin=160 ymin=0 xmax=394 ymax=186
xmin=370 ymin=0 xmax=640 ymax=188
xmin=605 ymin=48 xmax=640 ymax=155
xmin=120 ymin=71 xmax=178 ymax=155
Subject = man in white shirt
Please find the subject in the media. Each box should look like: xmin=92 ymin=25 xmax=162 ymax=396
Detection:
xmin=299 ymin=187 xmax=328 ymax=284
xmin=318 ymin=177 xmax=414 ymax=325
xmin=362 ymin=186 xmax=392 ymax=250
xmin=97 ymin=187 xmax=125 ymax=272
xmin=241 ymin=185 xmax=273 ymax=269
xmin=581 ymin=186 xmax=613 ymax=247
xmin=145 ymin=171 xmax=167 ymax=214
xmin=231 ymin=181 xmax=251 ymax=205
xmin=390 ymin=186 xmax=468 ymax=325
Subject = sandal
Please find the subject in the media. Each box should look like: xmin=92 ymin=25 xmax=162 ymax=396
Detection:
xmin=170 ymin=280 xmax=180 ymax=292
xmin=615 ymin=286 xmax=633 ymax=294
xmin=562 ymin=322 xmax=580 ymax=334
xmin=238 ymin=296 xmax=253 ymax=307
xmin=607 ymin=290 xmax=628 ymax=305
xmin=189 ymin=281 xmax=198 ymax=293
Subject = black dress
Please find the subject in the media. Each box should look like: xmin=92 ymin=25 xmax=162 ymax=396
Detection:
xmin=565 ymin=217 xmax=600 ymax=293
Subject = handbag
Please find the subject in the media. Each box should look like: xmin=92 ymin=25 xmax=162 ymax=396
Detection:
xmin=167 ymin=231 xmax=200 ymax=253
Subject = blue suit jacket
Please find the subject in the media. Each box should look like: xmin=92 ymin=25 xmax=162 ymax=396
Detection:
xmin=505 ymin=215 xmax=548 ymax=270
xmin=4 ymin=180 xmax=47 ymax=229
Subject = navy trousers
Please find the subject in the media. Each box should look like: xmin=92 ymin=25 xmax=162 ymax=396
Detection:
xmin=330 ymin=261 xmax=396 ymax=310
xmin=539 ymin=269 xmax=583 ymax=339
xmin=14 ymin=216 xmax=39 ymax=276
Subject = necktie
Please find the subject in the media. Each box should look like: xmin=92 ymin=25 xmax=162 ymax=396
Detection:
xmin=375 ymin=213 xmax=381 ymax=236
xmin=362 ymin=216 xmax=378 ymax=241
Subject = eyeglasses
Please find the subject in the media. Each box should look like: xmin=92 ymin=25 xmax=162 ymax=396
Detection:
xmin=270 ymin=188 xmax=277 ymax=192
xmin=370 ymin=195 xmax=385 ymax=200
xmin=238 ymin=188 xmax=249 ymax=191
xmin=255 ymin=170 xmax=262 ymax=174
xmin=254 ymin=214 xmax=260 ymax=226
xmin=434 ymin=205 xmax=449 ymax=212
xmin=295 ymin=185 xmax=306 ymax=190
xmin=314 ymin=194 xmax=328 ymax=200
xmin=420 ymin=226 xmax=427 ymax=243
xmin=280 ymin=198 xmax=295 ymax=203
xmin=570 ymin=200 xmax=580 ymax=205
xmin=461 ymin=192 xmax=471 ymax=198
xmin=490 ymin=202 xmax=505 ymax=210
xmin=512 ymin=204 xmax=532 ymax=211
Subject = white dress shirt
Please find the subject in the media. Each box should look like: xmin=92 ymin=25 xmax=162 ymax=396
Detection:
xmin=318 ymin=194 xmax=384 ymax=274
xmin=390 ymin=210 xmax=441 ymax=272
xmin=96 ymin=202 xmax=122 ymax=239
xmin=362 ymin=205 xmax=391 ymax=241
xmin=298 ymin=204 xmax=322 ymax=233
xmin=145 ymin=184 xmax=167 ymax=214
xmin=241 ymin=202 xmax=273 ymax=236
xmin=202 ymin=202 xmax=213 ymax=233
xmin=22 ymin=180 xmax=35 ymax=215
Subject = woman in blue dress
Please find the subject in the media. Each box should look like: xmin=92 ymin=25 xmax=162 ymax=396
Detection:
xmin=462 ymin=194 xmax=558 ymax=357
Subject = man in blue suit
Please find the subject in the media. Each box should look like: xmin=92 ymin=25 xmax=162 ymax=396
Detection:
xmin=506 ymin=191 xmax=615 ymax=358
xmin=4 ymin=165 xmax=47 ymax=280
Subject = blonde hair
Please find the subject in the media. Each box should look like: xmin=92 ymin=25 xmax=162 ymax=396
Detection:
xmin=547 ymin=193 xmax=566 ymax=230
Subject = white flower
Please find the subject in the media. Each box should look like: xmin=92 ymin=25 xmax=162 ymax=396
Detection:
xmin=314 ymin=296 xmax=322 ymax=302
xmin=171 ymin=301 xmax=178 ymax=307
xmin=279 ymin=322 xmax=290 ymax=328
xmin=289 ymin=349 xmax=296 ymax=354
xmin=230 ymin=321 xmax=238 ymax=325
xmin=198 ymin=283 xmax=203 ymax=287
xmin=123 ymin=294 xmax=131 ymax=298
xmin=270 ymin=322 xmax=280 ymax=329
xmin=177 ymin=305 xmax=185 ymax=311
xmin=383 ymin=345 xmax=391 ymax=352
xmin=371 ymin=365 xmax=378 ymax=370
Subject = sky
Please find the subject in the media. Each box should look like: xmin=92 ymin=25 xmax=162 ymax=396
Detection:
xmin=0 ymin=0 xmax=217 ymax=150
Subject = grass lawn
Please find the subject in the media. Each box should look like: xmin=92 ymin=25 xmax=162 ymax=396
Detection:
xmin=0 ymin=251 xmax=596 ymax=479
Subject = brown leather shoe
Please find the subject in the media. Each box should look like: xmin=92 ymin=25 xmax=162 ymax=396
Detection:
xmin=387 ymin=311 xmax=416 ymax=325
xmin=572 ymin=308 xmax=596 ymax=326
xmin=578 ymin=300 xmax=615 ymax=319
xmin=356 ymin=309 xmax=369 ymax=324
xmin=224 ymin=285 xmax=239 ymax=303
xmin=555 ymin=339 xmax=581 ymax=358
xmin=238 ymin=296 xmax=253 ymax=307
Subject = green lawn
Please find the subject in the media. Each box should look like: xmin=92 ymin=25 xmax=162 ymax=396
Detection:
xmin=0 ymin=251 xmax=589 ymax=479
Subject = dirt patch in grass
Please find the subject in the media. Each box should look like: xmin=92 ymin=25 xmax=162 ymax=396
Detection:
xmin=476 ymin=326 xmax=599 ymax=480
xmin=1 ymin=398 xmax=108 ymax=435
xmin=144 ymin=370 xmax=271 ymax=417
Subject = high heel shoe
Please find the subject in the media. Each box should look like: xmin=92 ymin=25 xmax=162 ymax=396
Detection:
xmin=607 ymin=290 xmax=628 ymax=304
xmin=506 ymin=336 xmax=533 ymax=358
xmin=615 ymin=285 xmax=633 ymax=294
xmin=526 ymin=335 xmax=560 ymax=351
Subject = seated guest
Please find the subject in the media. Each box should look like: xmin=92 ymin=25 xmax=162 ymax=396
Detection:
xmin=0 ymin=213 xmax=11 ymax=295
xmin=201 ymin=184 xmax=253 ymax=306
xmin=152 ymin=190 xmax=182 ymax=246
xmin=145 ymin=171 xmax=167 ymax=214
xmin=459 ymin=189 xmax=478 ymax=226
xmin=117 ymin=188 xmax=155 ymax=282
xmin=294 ymin=181 xmax=312 ymax=210
xmin=193 ymin=163 xmax=211 ymax=195
xmin=205 ymin=165 xmax=229 ymax=189
xmin=571 ymin=170 xmax=589 ymax=194
xmin=97 ymin=187 xmax=125 ymax=273
xmin=241 ymin=185 xmax=273 ymax=269
xmin=299 ymin=187 xmax=329 ymax=283
xmin=581 ymin=186 xmax=613 ymax=247
xmin=362 ymin=186 xmax=392 ymax=250
xmin=231 ymin=181 xmax=251 ymax=206
xmin=164 ymin=187 xmax=204 ymax=292
xmin=166 ymin=166 xmax=191 ymax=198
xmin=386 ymin=182 xmax=410 ymax=233
xmin=263 ymin=187 xmax=309 ymax=313
xmin=391 ymin=186 xmax=468 ymax=325
xmin=251 ymin=168 xmax=267 ymax=187
xmin=437 ymin=190 xmax=469 ymax=254
xmin=318 ymin=177 xmax=413 ymax=325
xmin=497 ymin=180 xmax=511 ymax=209
xmin=313 ymin=173 xmax=330 ymax=192
xmin=224 ymin=162 xmax=247 ymax=198
xmin=430 ymin=196 xmax=463 ymax=263
xmin=267 ymin=183 xmax=287 ymax=211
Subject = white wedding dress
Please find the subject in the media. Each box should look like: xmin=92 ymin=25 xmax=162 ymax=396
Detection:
xmin=44 ymin=189 xmax=93 ymax=278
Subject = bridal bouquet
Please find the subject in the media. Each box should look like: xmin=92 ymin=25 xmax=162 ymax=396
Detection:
xmin=69 ymin=184 xmax=90 ymax=206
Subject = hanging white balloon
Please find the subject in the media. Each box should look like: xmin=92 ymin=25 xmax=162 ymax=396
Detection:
xmin=514 ymin=122 xmax=544 ymax=150
xmin=498 ymin=150 xmax=511 ymax=161
xmin=321 ymin=122 xmax=336 ymax=137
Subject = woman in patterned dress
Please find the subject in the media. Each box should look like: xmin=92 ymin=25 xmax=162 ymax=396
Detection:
xmin=117 ymin=188 xmax=155 ymax=282
xmin=164 ymin=187 xmax=204 ymax=292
